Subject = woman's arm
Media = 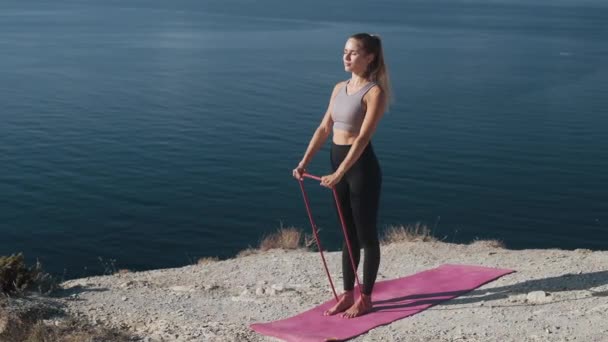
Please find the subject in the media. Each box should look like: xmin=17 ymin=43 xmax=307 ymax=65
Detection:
xmin=297 ymin=82 xmax=344 ymax=168
xmin=321 ymin=86 xmax=385 ymax=187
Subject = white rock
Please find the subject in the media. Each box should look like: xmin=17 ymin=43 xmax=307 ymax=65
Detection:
xmin=121 ymin=281 xmax=134 ymax=289
xmin=527 ymin=291 xmax=552 ymax=304
xmin=271 ymin=284 xmax=285 ymax=292
xmin=170 ymin=285 xmax=194 ymax=292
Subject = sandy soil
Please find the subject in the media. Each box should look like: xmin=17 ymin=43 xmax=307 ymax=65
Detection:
xmin=58 ymin=241 xmax=608 ymax=341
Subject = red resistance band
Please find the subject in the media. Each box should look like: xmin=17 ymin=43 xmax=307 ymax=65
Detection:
xmin=297 ymin=172 xmax=363 ymax=303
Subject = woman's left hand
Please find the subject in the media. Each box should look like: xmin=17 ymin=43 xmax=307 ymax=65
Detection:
xmin=320 ymin=171 xmax=344 ymax=188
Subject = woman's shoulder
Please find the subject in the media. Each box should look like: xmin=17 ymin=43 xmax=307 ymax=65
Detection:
xmin=330 ymin=80 xmax=347 ymax=98
xmin=334 ymin=80 xmax=348 ymax=89
xmin=365 ymin=82 xmax=383 ymax=96
xmin=363 ymin=83 xmax=384 ymax=103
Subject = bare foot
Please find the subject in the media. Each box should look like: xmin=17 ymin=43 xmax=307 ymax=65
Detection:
xmin=323 ymin=291 xmax=354 ymax=316
xmin=342 ymin=293 xmax=373 ymax=318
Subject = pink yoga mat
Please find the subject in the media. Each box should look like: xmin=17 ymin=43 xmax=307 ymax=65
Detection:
xmin=250 ymin=264 xmax=514 ymax=342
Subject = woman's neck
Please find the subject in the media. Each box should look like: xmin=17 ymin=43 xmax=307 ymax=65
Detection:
xmin=350 ymin=73 xmax=369 ymax=87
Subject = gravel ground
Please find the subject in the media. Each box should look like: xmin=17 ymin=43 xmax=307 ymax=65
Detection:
xmin=59 ymin=241 xmax=608 ymax=341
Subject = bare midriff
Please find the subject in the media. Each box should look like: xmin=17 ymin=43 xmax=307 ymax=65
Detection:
xmin=332 ymin=128 xmax=359 ymax=145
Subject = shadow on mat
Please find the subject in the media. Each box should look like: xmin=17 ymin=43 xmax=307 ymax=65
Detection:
xmin=448 ymin=270 xmax=608 ymax=304
xmin=371 ymin=293 xmax=466 ymax=313
xmin=369 ymin=290 xmax=471 ymax=313
xmin=368 ymin=271 xmax=608 ymax=311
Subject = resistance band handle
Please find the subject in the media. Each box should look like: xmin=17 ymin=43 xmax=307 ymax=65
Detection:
xmin=302 ymin=172 xmax=322 ymax=181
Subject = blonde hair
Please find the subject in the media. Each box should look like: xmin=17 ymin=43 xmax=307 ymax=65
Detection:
xmin=350 ymin=33 xmax=393 ymax=110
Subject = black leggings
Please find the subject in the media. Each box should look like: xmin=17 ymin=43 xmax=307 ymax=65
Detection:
xmin=330 ymin=142 xmax=382 ymax=295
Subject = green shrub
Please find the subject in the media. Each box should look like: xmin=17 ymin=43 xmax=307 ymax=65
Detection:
xmin=0 ymin=253 xmax=34 ymax=295
xmin=0 ymin=253 xmax=56 ymax=296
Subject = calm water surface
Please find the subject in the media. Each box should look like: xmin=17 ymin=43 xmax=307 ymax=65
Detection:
xmin=1 ymin=0 xmax=607 ymax=278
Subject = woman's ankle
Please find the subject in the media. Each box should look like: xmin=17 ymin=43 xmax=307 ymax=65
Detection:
xmin=360 ymin=293 xmax=372 ymax=303
xmin=342 ymin=290 xmax=355 ymax=299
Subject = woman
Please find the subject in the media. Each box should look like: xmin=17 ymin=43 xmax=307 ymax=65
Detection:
xmin=292 ymin=33 xmax=391 ymax=318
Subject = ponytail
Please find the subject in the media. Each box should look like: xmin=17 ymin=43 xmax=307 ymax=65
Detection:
xmin=350 ymin=33 xmax=393 ymax=111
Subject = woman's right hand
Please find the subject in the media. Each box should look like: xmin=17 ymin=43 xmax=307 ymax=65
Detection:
xmin=292 ymin=164 xmax=306 ymax=180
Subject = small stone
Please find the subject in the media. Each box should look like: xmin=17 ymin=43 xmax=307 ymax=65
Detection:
xmin=121 ymin=281 xmax=135 ymax=289
xmin=526 ymin=291 xmax=552 ymax=304
xmin=170 ymin=285 xmax=194 ymax=292
xmin=121 ymin=296 xmax=128 ymax=301
xmin=271 ymin=284 xmax=285 ymax=292
xmin=256 ymin=287 xmax=265 ymax=296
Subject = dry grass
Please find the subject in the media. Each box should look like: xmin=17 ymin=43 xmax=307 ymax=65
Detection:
xmin=381 ymin=223 xmax=437 ymax=245
xmin=236 ymin=248 xmax=258 ymax=258
xmin=1 ymin=296 xmax=135 ymax=342
xmin=259 ymin=227 xmax=303 ymax=251
xmin=2 ymin=317 xmax=134 ymax=342
xmin=236 ymin=227 xmax=306 ymax=258
xmin=469 ymin=239 xmax=506 ymax=249
xmin=236 ymin=223 xmax=508 ymax=258
xmin=197 ymin=257 xmax=219 ymax=265
xmin=1 ymin=254 xmax=134 ymax=341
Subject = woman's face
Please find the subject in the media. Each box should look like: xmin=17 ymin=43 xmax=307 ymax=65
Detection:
xmin=343 ymin=38 xmax=374 ymax=74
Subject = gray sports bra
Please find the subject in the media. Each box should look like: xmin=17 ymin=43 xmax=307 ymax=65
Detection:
xmin=331 ymin=80 xmax=377 ymax=134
